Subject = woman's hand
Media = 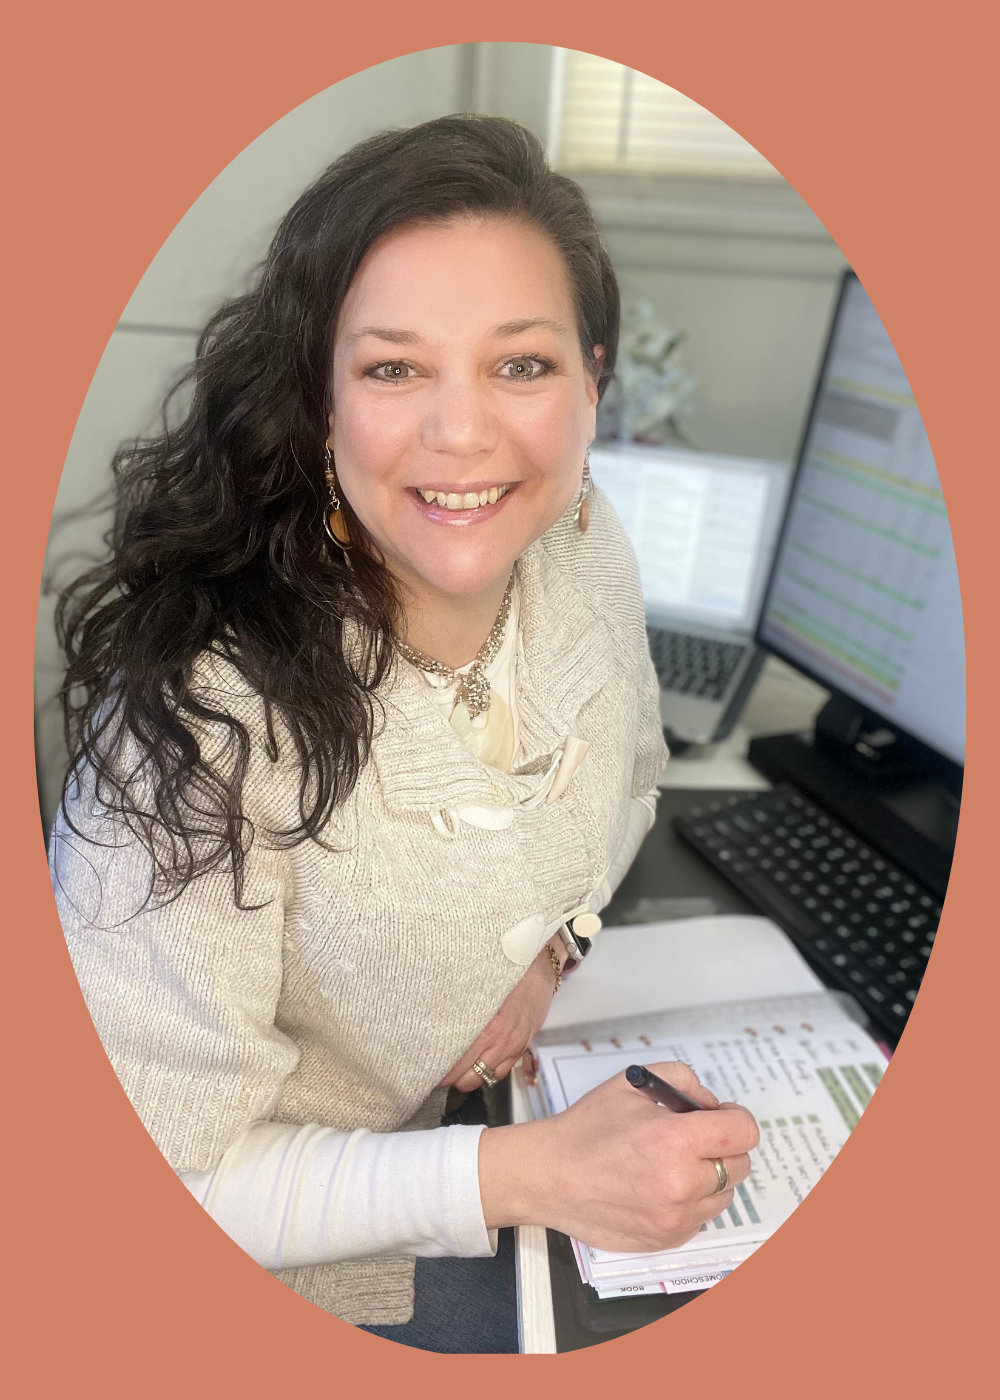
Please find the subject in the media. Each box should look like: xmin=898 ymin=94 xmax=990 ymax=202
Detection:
xmin=478 ymin=1060 xmax=759 ymax=1253
xmin=439 ymin=942 xmax=564 ymax=1092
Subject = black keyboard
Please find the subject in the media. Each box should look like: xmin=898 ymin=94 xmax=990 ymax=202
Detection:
xmin=674 ymin=786 xmax=941 ymax=1041
xmin=647 ymin=628 xmax=747 ymax=702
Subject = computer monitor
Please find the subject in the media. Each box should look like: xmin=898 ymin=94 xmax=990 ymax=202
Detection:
xmin=757 ymin=271 xmax=966 ymax=769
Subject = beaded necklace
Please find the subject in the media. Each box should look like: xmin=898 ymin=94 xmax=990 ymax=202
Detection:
xmin=395 ymin=573 xmax=515 ymax=721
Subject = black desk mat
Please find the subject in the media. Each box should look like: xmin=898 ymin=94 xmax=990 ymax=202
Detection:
xmin=546 ymin=1228 xmax=702 ymax=1351
xmin=602 ymin=786 xmax=760 ymax=926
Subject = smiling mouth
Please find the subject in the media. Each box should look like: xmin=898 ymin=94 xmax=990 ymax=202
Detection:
xmin=415 ymin=484 xmax=512 ymax=511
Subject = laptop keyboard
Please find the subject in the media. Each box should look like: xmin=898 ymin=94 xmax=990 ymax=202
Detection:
xmin=647 ymin=628 xmax=747 ymax=702
xmin=674 ymin=787 xmax=941 ymax=1041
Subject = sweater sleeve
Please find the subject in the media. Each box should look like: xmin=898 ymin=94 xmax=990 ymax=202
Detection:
xmin=50 ymin=768 xmax=298 ymax=1174
xmin=588 ymin=635 xmax=667 ymax=914
xmin=179 ymin=1120 xmax=496 ymax=1269
xmin=53 ymin=770 xmax=499 ymax=1263
xmin=631 ymin=643 xmax=671 ymax=799
xmin=588 ymin=787 xmax=659 ymax=916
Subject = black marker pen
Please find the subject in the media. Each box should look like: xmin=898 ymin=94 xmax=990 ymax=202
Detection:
xmin=625 ymin=1064 xmax=713 ymax=1113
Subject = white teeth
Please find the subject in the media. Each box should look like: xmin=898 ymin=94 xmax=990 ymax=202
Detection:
xmin=418 ymin=485 xmax=512 ymax=510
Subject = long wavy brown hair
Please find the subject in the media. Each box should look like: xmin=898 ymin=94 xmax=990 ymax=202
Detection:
xmin=55 ymin=114 xmax=620 ymax=904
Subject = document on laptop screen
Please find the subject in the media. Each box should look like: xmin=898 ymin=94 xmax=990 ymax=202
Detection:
xmin=590 ymin=446 xmax=790 ymax=632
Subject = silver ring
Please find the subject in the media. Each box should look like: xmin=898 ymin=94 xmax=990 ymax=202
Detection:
xmin=712 ymin=1158 xmax=730 ymax=1194
xmin=472 ymin=1059 xmax=499 ymax=1089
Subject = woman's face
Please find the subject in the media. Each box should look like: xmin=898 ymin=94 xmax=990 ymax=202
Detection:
xmin=329 ymin=216 xmax=601 ymax=603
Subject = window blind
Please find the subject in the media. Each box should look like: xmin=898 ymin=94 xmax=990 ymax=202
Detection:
xmin=554 ymin=50 xmax=780 ymax=179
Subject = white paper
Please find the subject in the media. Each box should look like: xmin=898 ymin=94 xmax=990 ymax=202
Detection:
xmin=543 ymin=916 xmax=824 ymax=1032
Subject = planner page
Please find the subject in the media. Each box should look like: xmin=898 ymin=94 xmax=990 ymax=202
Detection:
xmin=534 ymin=993 xmax=887 ymax=1294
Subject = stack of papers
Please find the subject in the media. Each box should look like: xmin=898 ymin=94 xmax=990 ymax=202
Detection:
xmin=530 ymin=985 xmax=888 ymax=1297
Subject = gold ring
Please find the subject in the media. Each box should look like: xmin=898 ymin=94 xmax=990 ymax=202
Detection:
xmin=712 ymin=1158 xmax=730 ymax=1194
xmin=472 ymin=1059 xmax=499 ymax=1089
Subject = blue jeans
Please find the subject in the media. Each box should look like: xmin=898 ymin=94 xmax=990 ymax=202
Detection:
xmin=358 ymin=1226 xmax=519 ymax=1354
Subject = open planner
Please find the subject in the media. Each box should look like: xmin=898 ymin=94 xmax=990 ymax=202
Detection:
xmin=516 ymin=917 xmax=890 ymax=1309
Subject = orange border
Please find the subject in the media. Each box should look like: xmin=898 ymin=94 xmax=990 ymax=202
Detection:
xmin=7 ymin=2 xmax=996 ymax=1395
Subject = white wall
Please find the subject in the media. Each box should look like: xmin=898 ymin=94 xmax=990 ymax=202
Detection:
xmin=36 ymin=42 xmax=848 ymax=831
xmin=585 ymin=172 xmax=848 ymax=460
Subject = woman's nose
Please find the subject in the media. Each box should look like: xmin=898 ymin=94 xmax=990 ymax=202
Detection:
xmin=419 ymin=373 xmax=499 ymax=460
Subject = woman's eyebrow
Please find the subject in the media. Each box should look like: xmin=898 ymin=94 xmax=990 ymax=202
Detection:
xmin=346 ymin=318 xmax=570 ymax=346
xmin=492 ymin=317 xmax=570 ymax=338
xmin=347 ymin=326 xmax=420 ymax=345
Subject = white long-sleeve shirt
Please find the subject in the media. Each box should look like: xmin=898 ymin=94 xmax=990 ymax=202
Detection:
xmin=180 ymin=1121 xmax=495 ymax=1269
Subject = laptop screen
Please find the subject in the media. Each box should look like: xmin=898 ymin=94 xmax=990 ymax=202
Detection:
xmin=590 ymin=445 xmax=791 ymax=634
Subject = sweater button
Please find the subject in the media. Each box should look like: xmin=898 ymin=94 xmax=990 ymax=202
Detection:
xmin=570 ymin=912 xmax=602 ymax=940
xmin=501 ymin=913 xmax=547 ymax=966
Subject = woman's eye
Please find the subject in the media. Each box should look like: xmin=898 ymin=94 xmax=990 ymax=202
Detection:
xmin=501 ymin=356 xmax=550 ymax=381
xmin=369 ymin=362 xmax=412 ymax=381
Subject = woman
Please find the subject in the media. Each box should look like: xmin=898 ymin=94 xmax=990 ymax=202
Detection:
xmin=52 ymin=115 xmax=757 ymax=1353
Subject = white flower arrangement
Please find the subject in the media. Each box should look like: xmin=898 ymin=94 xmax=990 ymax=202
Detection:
xmin=598 ymin=299 xmax=698 ymax=445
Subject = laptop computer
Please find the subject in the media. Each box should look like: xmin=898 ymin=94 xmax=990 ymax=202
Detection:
xmin=590 ymin=443 xmax=792 ymax=746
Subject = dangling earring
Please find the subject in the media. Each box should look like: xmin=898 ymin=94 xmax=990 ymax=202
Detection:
xmin=323 ymin=444 xmax=352 ymax=550
xmin=576 ymin=449 xmax=591 ymax=534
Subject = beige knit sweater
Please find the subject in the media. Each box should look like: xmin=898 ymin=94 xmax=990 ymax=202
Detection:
xmin=52 ymin=486 xmax=669 ymax=1324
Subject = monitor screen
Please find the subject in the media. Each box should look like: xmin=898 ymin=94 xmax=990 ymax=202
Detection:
xmin=590 ymin=445 xmax=790 ymax=633
xmin=758 ymin=274 xmax=966 ymax=766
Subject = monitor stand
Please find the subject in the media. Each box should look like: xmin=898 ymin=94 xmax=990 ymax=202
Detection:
xmin=747 ymin=696 xmax=961 ymax=900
